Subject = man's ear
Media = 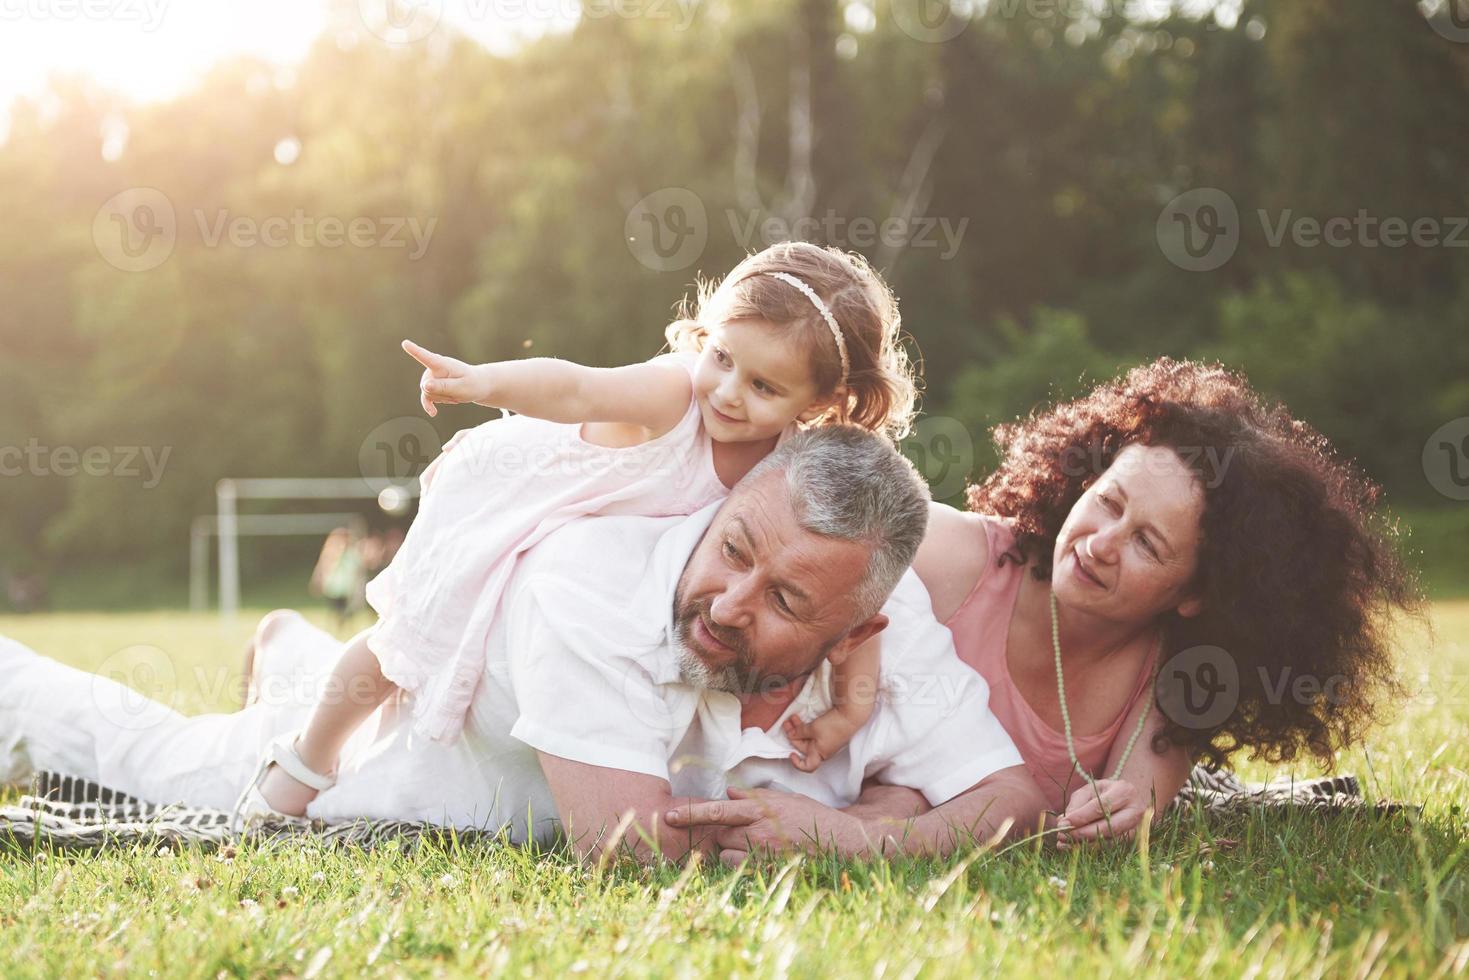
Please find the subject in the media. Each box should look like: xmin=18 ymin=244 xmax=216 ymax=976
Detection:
xmin=828 ymin=613 xmax=889 ymax=666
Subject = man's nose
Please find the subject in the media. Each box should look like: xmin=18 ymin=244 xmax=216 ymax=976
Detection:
xmin=708 ymin=576 xmax=756 ymax=628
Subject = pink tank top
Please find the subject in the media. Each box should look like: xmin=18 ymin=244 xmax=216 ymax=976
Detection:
xmin=944 ymin=517 xmax=1158 ymax=810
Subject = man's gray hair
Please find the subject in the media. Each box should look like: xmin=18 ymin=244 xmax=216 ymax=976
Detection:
xmin=742 ymin=425 xmax=931 ymax=618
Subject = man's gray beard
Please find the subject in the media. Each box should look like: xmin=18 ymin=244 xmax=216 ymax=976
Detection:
xmin=672 ymin=619 xmax=753 ymax=694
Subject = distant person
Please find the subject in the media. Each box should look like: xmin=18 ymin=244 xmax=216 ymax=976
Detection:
xmin=360 ymin=528 xmax=404 ymax=579
xmin=3 ymin=571 xmax=48 ymax=614
xmin=308 ymin=528 xmax=364 ymax=632
xmin=241 ymin=241 xmax=921 ymax=822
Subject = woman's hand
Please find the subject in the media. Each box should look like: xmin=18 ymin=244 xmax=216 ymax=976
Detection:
xmin=664 ymin=786 xmax=870 ymax=863
xmin=1055 ymin=778 xmax=1150 ymax=847
xmin=403 ymin=339 xmax=496 ymax=417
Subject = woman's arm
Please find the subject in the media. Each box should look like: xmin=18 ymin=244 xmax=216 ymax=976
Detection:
xmin=1055 ymin=694 xmax=1192 ymax=845
xmin=403 ymin=339 xmax=691 ymax=435
xmin=910 ymin=503 xmax=991 ymax=623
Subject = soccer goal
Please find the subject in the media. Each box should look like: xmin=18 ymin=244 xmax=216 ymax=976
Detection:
xmin=193 ymin=478 xmax=419 ymax=621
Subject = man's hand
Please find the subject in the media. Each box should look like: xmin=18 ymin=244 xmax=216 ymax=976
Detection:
xmin=1055 ymin=778 xmax=1150 ymax=847
xmin=664 ymin=786 xmax=869 ymax=864
xmin=403 ymin=339 xmax=496 ymax=417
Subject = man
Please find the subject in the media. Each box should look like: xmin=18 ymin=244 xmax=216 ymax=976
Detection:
xmin=0 ymin=427 xmax=1045 ymax=860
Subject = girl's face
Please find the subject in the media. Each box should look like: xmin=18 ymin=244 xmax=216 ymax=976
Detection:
xmin=692 ymin=319 xmax=829 ymax=443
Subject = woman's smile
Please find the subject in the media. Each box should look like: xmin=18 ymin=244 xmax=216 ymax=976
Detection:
xmin=1070 ymin=546 xmax=1107 ymax=589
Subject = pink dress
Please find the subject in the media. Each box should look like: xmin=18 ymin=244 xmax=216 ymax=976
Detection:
xmin=366 ymin=352 xmax=789 ymax=744
xmin=944 ymin=516 xmax=1158 ymax=811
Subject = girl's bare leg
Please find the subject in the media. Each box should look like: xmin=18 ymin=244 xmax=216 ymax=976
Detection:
xmin=255 ymin=630 xmax=398 ymax=814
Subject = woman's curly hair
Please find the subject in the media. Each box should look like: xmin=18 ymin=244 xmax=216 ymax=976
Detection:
xmin=965 ymin=357 xmax=1423 ymax=770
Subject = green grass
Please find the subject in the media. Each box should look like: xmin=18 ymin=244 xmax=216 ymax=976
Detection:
xmin=1 ymin=604 xmax=1467 ymax=977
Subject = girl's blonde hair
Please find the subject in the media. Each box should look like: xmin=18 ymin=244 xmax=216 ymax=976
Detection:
xmin=665 ymin=242 xmax=919 ymax=441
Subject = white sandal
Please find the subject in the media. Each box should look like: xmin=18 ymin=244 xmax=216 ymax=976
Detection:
xmin=231 ymin=732 xmax=337 ymax=832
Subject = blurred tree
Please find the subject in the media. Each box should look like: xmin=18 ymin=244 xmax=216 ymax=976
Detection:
xmin=0 ymin=0 xmax=1465 ymax=598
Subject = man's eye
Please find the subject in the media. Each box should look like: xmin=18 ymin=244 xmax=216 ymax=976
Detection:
xmin=774 ymin=592 xmax=792 ymax=613
xmin=1137 ymin=533 xmax=1158 ymax=559
xmin=722 ymin=540 xmax=741 ymax=562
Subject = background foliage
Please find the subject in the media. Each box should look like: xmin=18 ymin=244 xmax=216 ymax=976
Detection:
xmin=2 ymin=0 xmax=1466 ymax=604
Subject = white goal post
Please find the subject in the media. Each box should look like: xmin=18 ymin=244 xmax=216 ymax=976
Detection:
xmin=198 ymin=478 xmax=419 ymax=622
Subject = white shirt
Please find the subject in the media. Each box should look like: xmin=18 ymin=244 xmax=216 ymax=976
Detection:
xmin=499 ymin=502 xmax=1023 ymax=821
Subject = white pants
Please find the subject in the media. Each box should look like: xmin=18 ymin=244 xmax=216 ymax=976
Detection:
xmin=0 ymin=611 xmax=342 ymax=811
xmin=0 ymin=611 xmax=557 ymax=838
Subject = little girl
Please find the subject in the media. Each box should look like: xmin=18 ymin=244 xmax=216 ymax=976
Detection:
xmin=234 ymin=242 xmax=920 ymax=823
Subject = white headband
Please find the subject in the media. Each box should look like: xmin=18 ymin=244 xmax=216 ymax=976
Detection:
xmin=764 ymin=271 xmax=849 ymax=385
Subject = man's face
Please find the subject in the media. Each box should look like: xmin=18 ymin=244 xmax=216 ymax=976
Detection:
xmin=672 ymin=472 xmax=887 ymax=695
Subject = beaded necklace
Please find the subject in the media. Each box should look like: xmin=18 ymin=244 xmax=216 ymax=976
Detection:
xmin=1049 ymin=590 xmax=1157 ymax=783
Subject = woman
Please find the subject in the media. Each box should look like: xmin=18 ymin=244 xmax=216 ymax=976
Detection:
xmin=669 ymin=357 xmax=1421 ymax=856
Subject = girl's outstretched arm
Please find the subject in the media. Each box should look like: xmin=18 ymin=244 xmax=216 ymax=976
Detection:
xmin=403 ymin=339 xmax=692 ymax=435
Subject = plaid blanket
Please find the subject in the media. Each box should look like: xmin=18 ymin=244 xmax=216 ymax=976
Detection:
xmin=0 ymin=767 xmax=1406 ymax=855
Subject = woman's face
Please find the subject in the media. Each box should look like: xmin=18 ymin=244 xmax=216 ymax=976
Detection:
xmin=1051 ymin=443 xmax=1206 ymax=624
